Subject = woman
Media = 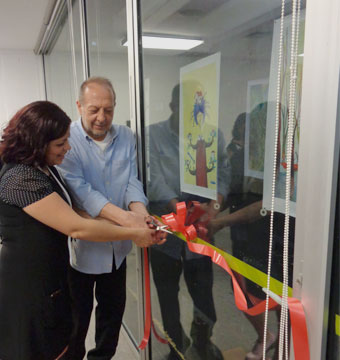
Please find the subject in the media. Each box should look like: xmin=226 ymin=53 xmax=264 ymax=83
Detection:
xmin=0 ymin=101 xmax=161 ymax=360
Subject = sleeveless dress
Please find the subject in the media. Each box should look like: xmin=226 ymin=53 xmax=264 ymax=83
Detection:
xmin=0 ymin=164 xmax=72 ymax=360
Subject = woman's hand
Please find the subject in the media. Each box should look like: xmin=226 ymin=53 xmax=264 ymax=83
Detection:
xmin=132 ymin=228 xmax=166 ymax=247
xmin=207 ymin=218 xmax=224 ymax=238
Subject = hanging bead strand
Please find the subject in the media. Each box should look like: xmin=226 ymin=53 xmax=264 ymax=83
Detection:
xmin=263 ymin=0 xmax=286 ymax=358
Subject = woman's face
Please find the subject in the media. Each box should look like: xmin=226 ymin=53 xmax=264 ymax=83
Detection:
xmin=45 ymin=128 xmax=71 ymax=166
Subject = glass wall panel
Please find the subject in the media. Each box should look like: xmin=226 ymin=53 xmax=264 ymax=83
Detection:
xmin=85 ymin=0 xmax=141 ymax=345
xmin=86 ymin=0 xmax=130 ymax=127
xmin=141 ymin=1 xmax=306 ymax=359
xmin=70 ymin=0 xmax=85 ymax=101
xmin=44 ymin=0 xmax=82 ymax=121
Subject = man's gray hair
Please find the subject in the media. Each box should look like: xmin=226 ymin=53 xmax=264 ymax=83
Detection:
xmin=79 ymin=77 xmax=116 ymax=104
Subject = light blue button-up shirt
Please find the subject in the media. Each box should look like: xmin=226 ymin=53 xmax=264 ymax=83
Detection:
xmin=57 ymin=120 xmax=148 ymax=274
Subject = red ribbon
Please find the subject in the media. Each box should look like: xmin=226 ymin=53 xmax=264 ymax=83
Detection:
xmin=139 ymin=248 xmax=151 ymax=350
xmin=139 ymin=202 xmax=310 ymax=360
xmin=139 ymin=248 xmax=168 ymax=349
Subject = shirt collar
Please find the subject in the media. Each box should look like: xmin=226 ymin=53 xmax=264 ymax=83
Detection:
xmin=76 ymin=118 xmax=118 ymax=143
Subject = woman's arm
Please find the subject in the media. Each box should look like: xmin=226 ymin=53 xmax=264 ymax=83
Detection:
xmin=208 ymin=200 xmax=265 ymax=236
xmin=24 ymin=192 xmax=160 ymax=247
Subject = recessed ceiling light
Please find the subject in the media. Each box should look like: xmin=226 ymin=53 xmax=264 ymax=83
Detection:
xmin=122 ymin=36 xmax=203 ymax=50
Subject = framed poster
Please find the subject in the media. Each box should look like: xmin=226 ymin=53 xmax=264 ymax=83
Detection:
xmin=244 ymin=79 xmax=269 ymax=179
xmin=179 ymin=53 xmax=221 ymax=200
xmin=263 ymin=12 xmax=305 ymax=217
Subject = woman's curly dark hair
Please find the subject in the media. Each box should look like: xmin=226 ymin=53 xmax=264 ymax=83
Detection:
xmin=0 ymin=101 xmax=71 ymax=167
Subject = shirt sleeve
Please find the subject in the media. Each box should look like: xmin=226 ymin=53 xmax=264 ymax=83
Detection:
xmin=0 ymin=165 xmax=54 ymax=208
xmin=147 ymin=125 xmax=179 ymax=203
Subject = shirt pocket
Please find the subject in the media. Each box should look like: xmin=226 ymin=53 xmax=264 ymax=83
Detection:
xmin=109 ymin=159 xmax=130 ymax=177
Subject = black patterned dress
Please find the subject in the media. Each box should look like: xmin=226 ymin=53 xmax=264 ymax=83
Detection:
xmin=0 ymin=163 xmax=72 ymax=360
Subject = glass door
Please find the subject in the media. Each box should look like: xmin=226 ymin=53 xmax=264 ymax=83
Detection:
xmin=139 ymin=1 xmax=307 ymax=359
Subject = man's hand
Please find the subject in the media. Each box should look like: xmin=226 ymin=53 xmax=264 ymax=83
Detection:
xmin=123 ymin=210 xmax=149 ymax=228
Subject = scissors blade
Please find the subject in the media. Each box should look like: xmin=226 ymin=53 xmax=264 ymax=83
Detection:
xmin=156 ymin=225 xmax=173 ymax=234
xmin=160 ymin=228 xmax=174 ymax=234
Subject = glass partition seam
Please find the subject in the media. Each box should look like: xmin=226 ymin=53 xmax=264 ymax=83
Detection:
xmin=126 ymin=0 xmax=148 ymax=358
xmin=293 ymin=0 xmax=340 ymax=358
xmin=42 ymin=55 xmax=48 ymax=100
xmin=129 ymin=0 xmax=147 ymax=189
xmin=79 ymin=0 xmax=89 ymax=79
xmin=67 ymin=0 xmax=79 ymax=101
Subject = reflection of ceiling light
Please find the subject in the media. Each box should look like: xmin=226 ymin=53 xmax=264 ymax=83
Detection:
xmin=298 ymin=53 xmax=304 ymax=57
xmin=122 ymin=36 xmax=203 ymax=50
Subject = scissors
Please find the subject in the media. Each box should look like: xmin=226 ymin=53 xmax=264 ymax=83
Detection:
xmin=148 ymin=217 xmax=174 ymax=234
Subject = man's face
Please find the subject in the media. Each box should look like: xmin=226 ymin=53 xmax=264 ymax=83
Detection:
xmin=77 ymin=83 xmax=116 ymax=141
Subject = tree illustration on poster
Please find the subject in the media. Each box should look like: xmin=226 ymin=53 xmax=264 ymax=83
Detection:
xmin=179 ymin=53 xmax=221 ymax=200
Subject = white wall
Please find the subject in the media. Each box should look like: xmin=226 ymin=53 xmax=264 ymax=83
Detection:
xmin=0 ymin=49 xmax=45 ymax=129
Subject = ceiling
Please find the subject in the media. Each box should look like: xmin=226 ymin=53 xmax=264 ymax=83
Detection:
xmin=0 ymin=0 xmax=51 ymax=50
xmin=78 ymin=0 xmax=283 ymax=57
xmin=0 ymin=0 xmax=298 ymax=55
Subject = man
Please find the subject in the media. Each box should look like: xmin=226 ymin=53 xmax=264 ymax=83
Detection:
xmin=58 ymin=77 xmax=163 ymax=360
xmin=147 ymin=84 xmax=230 ymax=360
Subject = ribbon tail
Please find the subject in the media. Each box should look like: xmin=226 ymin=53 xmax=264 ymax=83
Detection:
xmin=288 ymin=298 xmax=310 ymax=360
xmin=139 ymin=248 xmax=151 ymax=350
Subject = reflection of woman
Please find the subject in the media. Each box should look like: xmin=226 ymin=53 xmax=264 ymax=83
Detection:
xmin=0 ymin=101 xmax=159 ymax=360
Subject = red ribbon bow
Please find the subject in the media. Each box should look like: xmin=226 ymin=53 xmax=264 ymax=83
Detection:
xmin=161 ymin=201 xmax=197 ymax=241
xmin=161 ymin=200 xmax=209 ymax=241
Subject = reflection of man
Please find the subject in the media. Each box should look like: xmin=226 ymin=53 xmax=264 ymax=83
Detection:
xmin=58 ymin=77 xmax=163 ymax=360
xmin=148 ymin=85 xmax=230 ymax=360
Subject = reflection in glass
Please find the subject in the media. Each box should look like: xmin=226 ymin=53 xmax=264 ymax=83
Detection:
xmin=148 ymin=84 xmax=229 ymax=360
xmin=44 ymin=0 xmax=83 ymax=121
xmin=44 ymin=8 xmax=78 ymax=120
xmin=86 ymin=0 xmax=130 ymax=127
xmin=141 ymin=1 xmax=306 ymax=359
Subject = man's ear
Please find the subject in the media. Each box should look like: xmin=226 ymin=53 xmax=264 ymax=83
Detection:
xmin=76 ymin=100 xmax=82 ymax=116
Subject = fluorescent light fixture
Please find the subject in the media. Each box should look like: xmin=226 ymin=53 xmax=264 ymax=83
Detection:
xmin=122 ymin=35 xmax=203 ymax=50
